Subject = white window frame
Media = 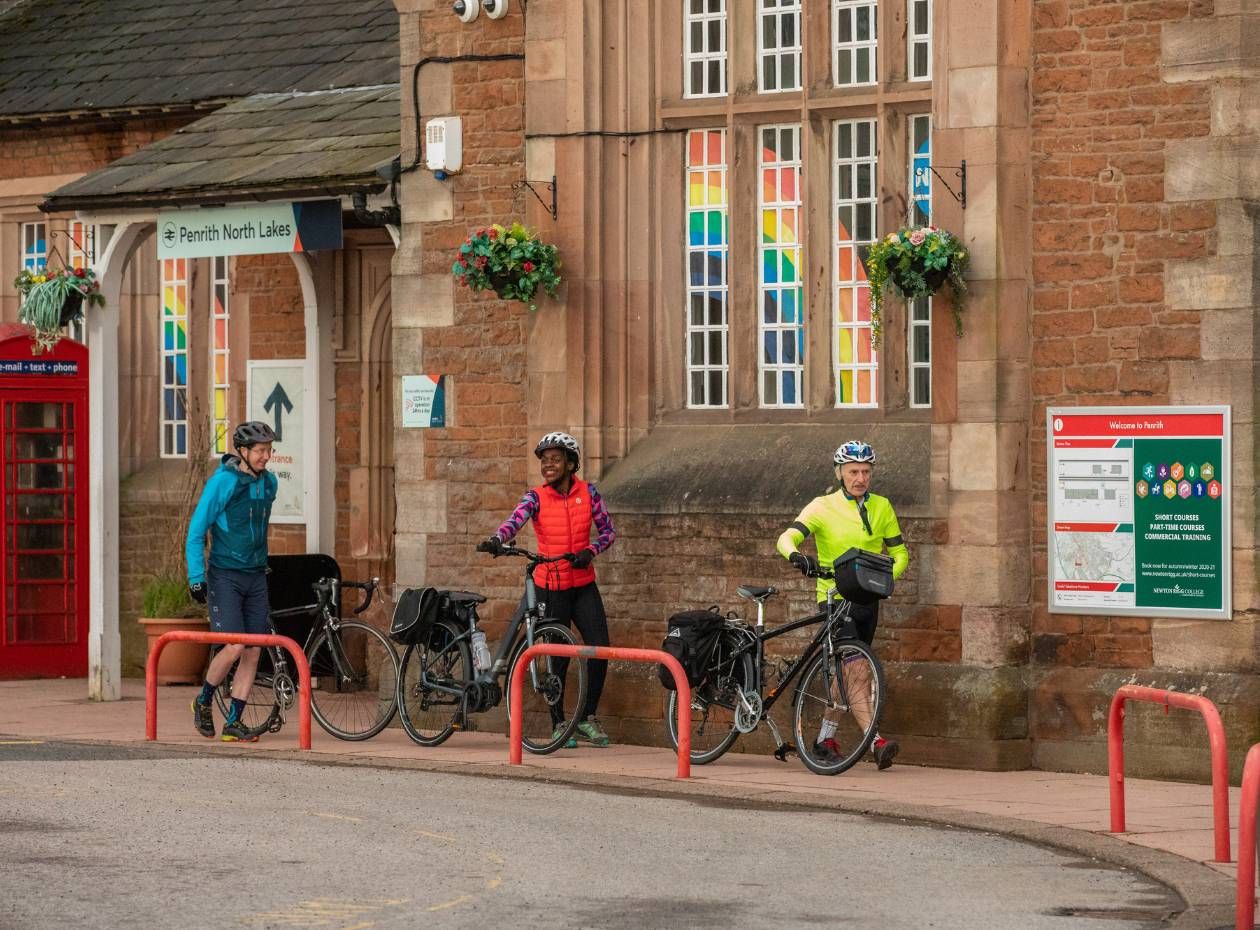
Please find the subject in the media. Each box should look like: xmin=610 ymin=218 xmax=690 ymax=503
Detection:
xmin=833 ymin=0 xmax=878 ymax=87
xmin=908 ymin=113 xmax=932 ymax=408
xmin=908 ymin=0 xmax=932 ymax=82
xmin=160 ymin=258 xmax=189 ymax=458
xmin=758 ymin=123 xmax=805 ymax=408
xmin=211 ymin=255 xmax=232 ymax=454
xmin=20 ymin=221 xmax=47 ymax=279
xmin=685 ymin=129 xmax=729 ymax=408
xmin=65 ymin=221 xmax=97 ymax=344
xmin=684 ymin=0 xmax=727 ymax=98
xmin=757 ymin=0 xmax=802 ymax=94
xmin=833 ymin=118 xmax=879 ymax=408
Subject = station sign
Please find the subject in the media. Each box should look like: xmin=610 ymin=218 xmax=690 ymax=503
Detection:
xmin=157 ymin=200 xmax=342 ymax=260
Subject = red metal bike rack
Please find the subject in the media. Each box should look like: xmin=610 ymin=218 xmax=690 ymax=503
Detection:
xmin=145 ymin=631 xmax=312 ymax=751
xmin=508 ymin=644 xmax=691 ymax=779
xmin=1235 ymin=743 xmax=1260 ymax=928
xmin=1107 ymin=684 xmax=1229 ymax=862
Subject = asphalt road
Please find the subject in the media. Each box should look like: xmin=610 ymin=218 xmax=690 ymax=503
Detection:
xmin=0 ymin=741 xmax=1181 ymax=930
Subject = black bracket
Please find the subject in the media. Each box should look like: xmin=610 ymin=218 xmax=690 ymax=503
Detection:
xmin=929 ymin=160 xmax=967 ymax=210
xmin=513 ymin=175 xmax=558 ymax=221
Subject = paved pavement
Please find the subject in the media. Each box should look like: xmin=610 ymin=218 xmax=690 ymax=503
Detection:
xmin=0 ymin=678 xmax=1247 ymax=928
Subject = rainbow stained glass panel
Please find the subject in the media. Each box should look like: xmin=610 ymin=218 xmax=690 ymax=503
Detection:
xmin=686 ymin=129 xmax=729 ymax=407
xmin=834 ymin=118 xmax=878 ymax=407
xmin=161 ymin=258 xmax=189 ymax=457
xmin=909 ymin=114 xmax=932 ymax=407
xmin=759 ymin=123 xmax=804 ymax=407
xmin=211 ymin=256 xmax=231 ymax=454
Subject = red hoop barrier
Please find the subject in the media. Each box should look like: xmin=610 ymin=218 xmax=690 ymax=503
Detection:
xmin=1235 ymin=743 xmax=1260 ymax=928
xmin=508 ymin=644 xmax=691 ymax=779
xmin=145 ymin=631 xmax=312 ymax=751
xmin=1108 ymin=684 xmax=1229 ymax=862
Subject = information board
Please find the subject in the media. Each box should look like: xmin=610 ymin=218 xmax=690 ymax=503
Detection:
xmin=1047 ymin=406 xmax=1231 ymax=619
xmin=247 ymin=360 xmax=306 ymax=523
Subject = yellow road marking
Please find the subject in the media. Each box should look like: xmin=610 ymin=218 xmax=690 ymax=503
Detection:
xmin=339 ymin=923 xmax=374 ymax=930
xmin=427 ymin=895 xmax=472 ymax=913
xmin=0 ymin=739 xmax=43 ymax=745
xmin=416 ymin=829 xmax=456 ymax=842
xmin=486 ymin=877 xmax=503 ymax=890
xmin=238 ymin=898 xmax=407 ymax=927
xmin=307 ymin=811 xmax=364 ymax=823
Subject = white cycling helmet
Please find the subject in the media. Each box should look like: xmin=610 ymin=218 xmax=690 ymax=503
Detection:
xmin=535 ymin=431 xmax=580 ymax=467
xmin=833 ymin=439 xmax=876 ymax=465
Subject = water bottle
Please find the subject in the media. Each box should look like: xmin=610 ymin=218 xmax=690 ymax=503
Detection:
xmin=470 ymin=630 xmax=492 ymax=671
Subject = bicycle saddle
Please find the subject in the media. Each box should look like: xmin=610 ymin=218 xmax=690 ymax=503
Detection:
xmin=736 ymin=585 xmax=778 ymax=601
xmin=443 ymin=590 xmax=487 ymax=605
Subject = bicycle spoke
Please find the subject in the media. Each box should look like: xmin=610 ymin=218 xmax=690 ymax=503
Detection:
xmin=308 ymin=621 xmax=399 ymax=741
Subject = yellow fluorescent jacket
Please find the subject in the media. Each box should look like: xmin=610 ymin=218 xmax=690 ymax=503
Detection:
xmin=776 ymin=489 xmax=910 ymax=602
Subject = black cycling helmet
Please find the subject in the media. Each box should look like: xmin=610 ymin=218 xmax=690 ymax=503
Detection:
xmin=233 ymin=420 xmax=276 ymax=450
xmin=535 ymin=431 xmax=580 ymax=468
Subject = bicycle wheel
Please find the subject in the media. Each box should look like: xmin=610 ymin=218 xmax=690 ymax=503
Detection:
xmin=209 ymin=645 xmax=285 ymax=731
xmin=665 ymin=635 xmax=755 ymax=765
xmin=397 ymin=620 xmax=470 ymax=747
xmin=793 ymin=640 xmax=884 ymax=776
xmin=307 ymin=620 xmax=400 ymax=741
xmin=506 ymin=622 xmax=587 ymax=755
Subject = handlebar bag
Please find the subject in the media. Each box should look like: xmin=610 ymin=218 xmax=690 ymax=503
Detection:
xmin=389 ymin=586 xmax=440 ymax=645
xmin=831 ymin=549 xmax=895 ymax=604
xmin=658 ymin=608 xmax=725 ymax=690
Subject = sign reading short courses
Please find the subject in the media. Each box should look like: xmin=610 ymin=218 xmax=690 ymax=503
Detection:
xmin=1047 ymin=406 xmax=1231 ymax=619
xmin=157 ymin=200 xmax=342 ymax=260
xmin=247 ymin=360 xmax=306 ymax=522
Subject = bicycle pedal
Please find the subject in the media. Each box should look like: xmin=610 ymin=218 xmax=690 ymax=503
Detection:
xmin=773 ymin=742 xmax=797 ymax=763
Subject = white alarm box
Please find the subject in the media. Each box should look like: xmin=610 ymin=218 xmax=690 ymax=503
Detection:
xmin=425 ymin=117 xmax=463 ymax=173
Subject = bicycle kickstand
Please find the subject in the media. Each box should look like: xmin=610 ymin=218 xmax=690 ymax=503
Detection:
xmin=773 ymin=742 xmax=798 ymax=763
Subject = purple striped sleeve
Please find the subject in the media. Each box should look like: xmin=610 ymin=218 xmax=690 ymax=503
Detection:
xmin=587 ymin=484 xmax=616 ymax=555
xmin=496 ymin=489 xmax=539 ymax=542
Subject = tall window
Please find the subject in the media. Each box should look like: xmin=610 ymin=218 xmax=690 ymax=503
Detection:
xmin=160 ymin=258 xmax=189 ymax=457
xmin=684 ymin=0 xmax=727 ymax=98
xmin=908 ymin=0 xmax=931 ymax=81
xmin=20 ymin=222 xmax=46 ymax=274
xmin=686 ymin=130 xmax=729 ymax=408
xmin=834 ymin=1 xmax=877 ymax=86
xmin=211 ymin=256 xmax=232 ymax=453
xmin=65 ymin=221 xmax=96 ymax=343
xmin=834 ymin=119 xmax=878 ymax=407
xmin=758 ymin=0 xmax=801 ymax=93
xmin=759 ymin=124 xmax=804 ymax=408
xmin=908 ymin=114 xmax=932 ymax=407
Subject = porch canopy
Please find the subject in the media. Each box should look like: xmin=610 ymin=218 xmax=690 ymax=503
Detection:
xmin=41 ymin=84 xmax=400 ymax=699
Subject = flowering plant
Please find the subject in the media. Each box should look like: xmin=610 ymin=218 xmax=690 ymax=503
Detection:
xmin=863 ymin=225 xmax=969 ymax=348
xmin=14 ymin=265 xmax=104 ymax=353
xmin=451 ymin=222 xmax=561 ymax=311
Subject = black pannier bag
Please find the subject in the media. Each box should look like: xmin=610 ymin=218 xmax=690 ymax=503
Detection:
xmin=658 ymin=608 xmax=725 ymax=690
xmin=832 ymin=548 xmax=895 ymax=604
xmin=389 ymin=586 xmax=440 ymax=645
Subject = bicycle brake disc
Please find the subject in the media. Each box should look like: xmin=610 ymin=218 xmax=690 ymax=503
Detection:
xmin=734 ymin=689 xmax=762 ymax=734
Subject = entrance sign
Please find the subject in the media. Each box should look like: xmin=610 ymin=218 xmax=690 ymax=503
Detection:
xmin=1047 ymin=406 xmax=1231 ymax=619
xmin=157 ymin=200 xmax=342 ymax=260
xmin=401 ymin=375 xmax=446 ymax=428
xmin=247 ymin=360 xmax=306 ymax=522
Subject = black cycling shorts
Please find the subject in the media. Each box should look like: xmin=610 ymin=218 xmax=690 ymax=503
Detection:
xmin=819 ymin=599 xmax=878 ymax=646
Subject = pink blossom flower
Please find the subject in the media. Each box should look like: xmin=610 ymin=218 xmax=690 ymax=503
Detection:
xmin=909 ymin=230 xmax=926 ymax=246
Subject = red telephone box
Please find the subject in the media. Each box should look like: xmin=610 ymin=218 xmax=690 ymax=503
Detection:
xmin=0 ymin=325 xmax=89 ymax=679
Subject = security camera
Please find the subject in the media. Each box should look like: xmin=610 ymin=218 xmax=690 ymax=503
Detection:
xmin=483 ymin=0 xmax=509 ymax=18
xmin=453 ymin=0 xmax=479 ymax=23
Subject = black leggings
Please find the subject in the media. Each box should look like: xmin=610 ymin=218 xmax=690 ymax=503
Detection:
xmin=515 ymin=582 xmax=609 ymax=720
xmin=820 ymin=600 xmax=879 ymax=645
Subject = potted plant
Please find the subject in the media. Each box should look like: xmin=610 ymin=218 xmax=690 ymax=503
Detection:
xmin=451 ymin=222 xmax=562 ymax=311
xmin=863 ymin=225 xmax=969 ymax=349
xmin=139 ymin=573 xmax=210 ymax=685
xmin=14 ymin=265 xmax=104 ymax=353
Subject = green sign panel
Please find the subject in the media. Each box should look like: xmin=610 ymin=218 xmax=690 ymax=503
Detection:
xmin=1048 ymin=406 xmax=1231 ymax=619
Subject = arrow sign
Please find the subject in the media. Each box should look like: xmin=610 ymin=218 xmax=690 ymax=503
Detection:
xmin=264 ymin=382 xmax=294 ymax=442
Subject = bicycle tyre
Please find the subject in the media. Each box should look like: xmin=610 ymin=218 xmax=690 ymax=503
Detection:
xmin=792 ymin=640 xmax=884 ymax=776
xmin=209 ymin=645 xmax=285 ymax=732
xmin=505 ymin=622 xmax=587 ymax=755
xmin=664 ymin=638 xmax=755 ymax=766
xmin=396 ymin=620 xmax=470 ymax=747
xmin=307 ymin=620 xmax=401 ymax=741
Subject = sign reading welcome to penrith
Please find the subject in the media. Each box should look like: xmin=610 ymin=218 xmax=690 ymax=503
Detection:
xmin=157 ymin=200 xmax=343 ymax=260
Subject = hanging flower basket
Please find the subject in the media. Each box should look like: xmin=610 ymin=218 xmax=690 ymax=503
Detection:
xmin=452 ymin=222 xmax=562 ymax=312
xmin=14 ymin=266 xmax=103 ymax=353
xmin=863 ymin=226 xmax=969 ymax=349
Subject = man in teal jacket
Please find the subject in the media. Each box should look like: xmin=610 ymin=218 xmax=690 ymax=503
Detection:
xmin=186 ymin=421 xmax=279 ymax=742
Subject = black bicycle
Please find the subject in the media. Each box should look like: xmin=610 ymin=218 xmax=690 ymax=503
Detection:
xmin=210 ymin=577 xmax=401 ymax=741
xmin=395 ymin=545 xmax=589 ymax=754
xmin=664 ymin=565 xmax=885 ymax=776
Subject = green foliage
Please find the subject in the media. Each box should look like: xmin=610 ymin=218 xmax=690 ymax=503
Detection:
xmin=142 ymin=573 xmax=203 ymax=619
xmin=14 ymin=265 xmax=105 ymax=353
xmin=451 ymin=221 xmax=562 ymax=311
xmin=863 ymin=225 xmax=969 ymax=349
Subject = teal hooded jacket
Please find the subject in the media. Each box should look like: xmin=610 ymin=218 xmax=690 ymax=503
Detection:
xmin=185 ymin=455 xmax=279 ymax=585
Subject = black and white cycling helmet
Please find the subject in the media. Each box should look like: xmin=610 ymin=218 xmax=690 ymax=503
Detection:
xmin=233 ymin=420 xmax=276 ymax=449
xmin=535 ymin=431 xmax=580 ymax=467
xmin=833 ymin=439 xmax=875 ymax=466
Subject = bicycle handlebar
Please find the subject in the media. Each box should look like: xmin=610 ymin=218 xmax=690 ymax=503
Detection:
xmin=342 ymin=577 xmax=379 ymax=614
xmin=495 ymin=545 xmax=575 ymax=565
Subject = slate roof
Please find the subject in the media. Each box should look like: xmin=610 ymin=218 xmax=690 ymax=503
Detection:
xmin=42 ymin=84 xmax=399 ymax=210
xmin=0 ymin=0 xmax=397 ymax=119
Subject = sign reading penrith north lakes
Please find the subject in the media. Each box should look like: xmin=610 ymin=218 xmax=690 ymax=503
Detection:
xmin=1047 ymin=406 xmax=1231 ymax=620
xmin=157 ymin=200 xmax=342 ymax=260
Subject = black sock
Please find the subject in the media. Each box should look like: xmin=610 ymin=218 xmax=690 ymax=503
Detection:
xmin=197 ymin=681 xmax=215 ymax=706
